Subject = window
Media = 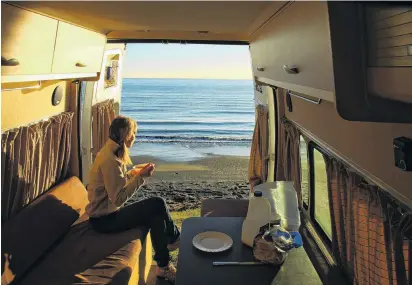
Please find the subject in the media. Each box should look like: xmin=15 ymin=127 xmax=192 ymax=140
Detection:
xmin=300 ymin=136 xmax=309 ymax=207
xmin=300 ymin=139 xmax=333 ymax=245
xmin=311 ymin=147 xmax=332 ymax=240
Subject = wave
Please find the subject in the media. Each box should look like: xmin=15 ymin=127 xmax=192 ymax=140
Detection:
xmin=135 ymin=135 xmax=252 ymax=144
xmin=121 ymin=108 xmax=254 ymax=115
xmin=121 ymin=79 xmax=255 ymax=147
xmin=138 ymin=128 xmax=252 ymax=133
xmin=133 ymin=119 xmax=255 ymax=124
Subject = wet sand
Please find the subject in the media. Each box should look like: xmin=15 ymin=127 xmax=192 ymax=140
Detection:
xmin=127 ymin=155 xmax=251 ymax=211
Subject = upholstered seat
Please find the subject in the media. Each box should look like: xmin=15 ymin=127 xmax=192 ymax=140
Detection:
xmin=2 ymin=177 xmax=152 ymax=285
xmin=19 ymin=221 xmax=151 ymax=285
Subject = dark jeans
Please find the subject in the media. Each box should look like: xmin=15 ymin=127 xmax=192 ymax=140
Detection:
xmin=90 ymin=197 xmax=180 ymax=267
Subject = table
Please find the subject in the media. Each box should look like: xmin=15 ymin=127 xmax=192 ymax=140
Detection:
xmin=175 ymin=217 xmax=322 ymax=285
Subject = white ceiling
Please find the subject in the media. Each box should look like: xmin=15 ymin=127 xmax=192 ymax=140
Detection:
xmin=10 ymin=1 xmax=287 ymax=41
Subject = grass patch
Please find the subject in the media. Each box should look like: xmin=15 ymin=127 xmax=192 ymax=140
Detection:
xmin=169 ymin=208 xmax=201 ymax=264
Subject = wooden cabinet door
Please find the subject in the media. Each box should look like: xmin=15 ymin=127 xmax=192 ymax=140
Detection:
xmin=250 ymin=2 xmax=334 ymax=92
xmin=1 ymin=3 xmax=58 ymax=76
xmin=52 ymin=22 xmax=106 ymax=74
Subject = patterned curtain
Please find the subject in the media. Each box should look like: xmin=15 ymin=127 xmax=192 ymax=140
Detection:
xmin=1 ymin=112 xmax=73 ymax=222
xmin=279 ymin=117 xmax=302 ymax=208
xmin=91 ymin=99 xmax=116 ymax=157
xmin=325 ymin=156 xmax=411 ymax=285
xmin=248 ymin=105 xmax=269 ymax=190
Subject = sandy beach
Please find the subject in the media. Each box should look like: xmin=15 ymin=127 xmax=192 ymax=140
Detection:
xmin=127 ymin=155 xmax=251 ymax=211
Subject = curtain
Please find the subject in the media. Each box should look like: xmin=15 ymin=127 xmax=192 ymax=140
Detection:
xmin=248 ymin=105 xmax=269 ymax=190
xmin=91 ymin=99 xmax=116 ymax=157
xmin=279 ymin=117 xmax=302 ymax=208
xmin=325 ymin=156 xmax=411 ymax=285
xmin=1 ymin=112 xmax=73 ymax=222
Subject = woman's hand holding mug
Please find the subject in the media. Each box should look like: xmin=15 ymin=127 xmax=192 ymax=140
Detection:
xmin=139 ymin=163 xmax=155 ymax=177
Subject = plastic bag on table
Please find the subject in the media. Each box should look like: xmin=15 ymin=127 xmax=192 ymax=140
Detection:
xmin=252 ymin=225 xmax=303 ymax=265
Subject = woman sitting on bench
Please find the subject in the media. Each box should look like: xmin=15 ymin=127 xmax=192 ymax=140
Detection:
xmin=86 ymin=115 xmax=180 ymax=283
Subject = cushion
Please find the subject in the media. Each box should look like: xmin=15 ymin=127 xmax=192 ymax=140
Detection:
xmin=2 ymin=177 xmax=88 ymax=283
xmin=19 ymin=221 xmax=151 ymax=285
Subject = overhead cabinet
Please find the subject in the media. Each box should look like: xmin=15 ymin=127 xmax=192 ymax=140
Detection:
xmin=1 ymin=3 xmax=106 ymax=83
xmin=52 ymin=22 xmax=106 ymax=74
xmin=328 ymin=2 xmax=412 ymax=123
xmin=1 ymin=3 xmax=58 ymax=76
xmin=249 ymin=1 xmax=412 ymax=123
xmin=250 ymin=2 xmax=334 ymax=96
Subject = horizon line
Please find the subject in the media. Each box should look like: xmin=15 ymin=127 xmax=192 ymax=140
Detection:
xmin=123 ymin=77 xmax=253 ymax=80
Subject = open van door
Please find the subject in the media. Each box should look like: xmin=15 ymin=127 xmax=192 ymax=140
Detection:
xmin=80 ymin=43 xmax=126 ymax=185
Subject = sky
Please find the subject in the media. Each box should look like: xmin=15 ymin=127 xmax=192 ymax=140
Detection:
xmin=122 ymin=43 xmax=253 ymax=80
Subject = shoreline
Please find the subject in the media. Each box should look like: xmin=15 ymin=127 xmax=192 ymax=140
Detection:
xmin=131 ymin=155 xmax=250 ymax=182
xmin=128 ymin=155 xmax=251 ymax=211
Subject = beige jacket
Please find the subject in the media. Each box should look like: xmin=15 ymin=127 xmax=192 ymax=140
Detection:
xmin=86 ymin=139 xmax=145 ymax=218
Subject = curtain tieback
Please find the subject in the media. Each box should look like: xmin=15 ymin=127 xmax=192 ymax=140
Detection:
xmin=265 ymin=154 xmax=275 ymax=161
xmin=263 ymin=154 xmax=275 ymax=161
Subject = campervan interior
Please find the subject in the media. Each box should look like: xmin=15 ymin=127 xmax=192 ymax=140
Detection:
xmin=1 ymin=1 xmax=412 ymax=285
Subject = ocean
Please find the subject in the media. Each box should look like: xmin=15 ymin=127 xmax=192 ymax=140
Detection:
xmin=121 ymin=78 xmax=255 ymax=162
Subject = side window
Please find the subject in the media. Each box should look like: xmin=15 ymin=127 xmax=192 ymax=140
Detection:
xmin=300 ymin=136 xmax=309 ymax=207
xmin=311 ymin=147 xmax=332 ymax=240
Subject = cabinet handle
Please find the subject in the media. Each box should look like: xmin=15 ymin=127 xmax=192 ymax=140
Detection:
xmin=256 ymin=67 xmax=265 ymax=72
xmin=75 ymin=62 xmax=87 ymax=67
xmin=287 ymin=90 xmax=321 ymax=104
xmin=2 ymin=81 xmax=42 ymax=91
xmin=1 ymin=56 xmax=20 ymax=66
xmin=283 ymin=65 xmax=299 ymax=74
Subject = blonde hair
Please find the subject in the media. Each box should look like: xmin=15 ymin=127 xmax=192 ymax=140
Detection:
xmin=108 ymin=115 xmax=137 ymax=166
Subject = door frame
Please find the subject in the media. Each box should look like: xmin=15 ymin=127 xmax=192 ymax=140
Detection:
xmin=79 ymin=44 xmax=126 ymax=185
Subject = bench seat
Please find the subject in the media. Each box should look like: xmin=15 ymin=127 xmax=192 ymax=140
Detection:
xmin=2 ymin=177 xmax=152 ymax=285
xmin=20 ymin=221 xmax=151 ymax=285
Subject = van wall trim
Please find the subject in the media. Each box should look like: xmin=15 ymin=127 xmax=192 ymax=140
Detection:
xmin=107 ymin=39 xmax=249 ymax=45
xmin=255 ymin=76 xmax=335 ymax=103
xmin=290 ymin=118 xmax=412 ymax=209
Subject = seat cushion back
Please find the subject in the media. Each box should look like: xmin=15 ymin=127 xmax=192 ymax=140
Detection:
xmin=2 ymin=176 xmax=88 ymax=283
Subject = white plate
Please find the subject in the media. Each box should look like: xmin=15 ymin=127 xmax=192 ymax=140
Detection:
xmin=192 ymin=231 xmax=233 ymax=253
